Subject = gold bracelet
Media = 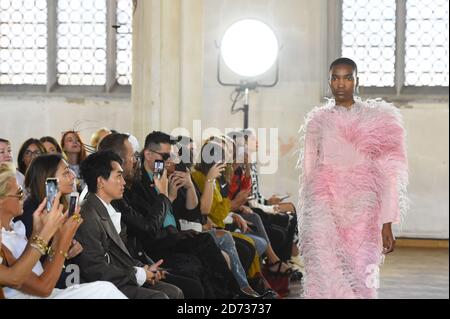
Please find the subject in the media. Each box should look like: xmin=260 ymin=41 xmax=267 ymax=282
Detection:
xmin=30 ymin=236 xmax=49 ymax=255
xmin=30 ymin=243 xmax=46 ymax=256
xmin=59 ymin=250 xmax=68 ymax=259
xmin=207 ymin=178 xmax=215 ymax=184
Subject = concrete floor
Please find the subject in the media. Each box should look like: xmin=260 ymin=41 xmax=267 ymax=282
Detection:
xmin=287 ymin=247 xmax=449 ymax=299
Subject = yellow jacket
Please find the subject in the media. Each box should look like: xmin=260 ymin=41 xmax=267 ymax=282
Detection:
xmin=191 ymin=170 xmax=231 ymax=229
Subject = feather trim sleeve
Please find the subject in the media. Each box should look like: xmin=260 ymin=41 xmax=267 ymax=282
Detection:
xmin=368 ymin=99 xmax=409 ymax=226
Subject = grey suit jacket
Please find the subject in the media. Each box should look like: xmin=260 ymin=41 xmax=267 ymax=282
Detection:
xmin=75 ymin=193 xmax=144 ymax=289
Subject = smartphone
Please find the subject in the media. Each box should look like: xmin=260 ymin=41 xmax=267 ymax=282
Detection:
xmin=45 ymin=178 xmax=59 ymax=212
xmin=68 ymin=192 xmax=79 ymax=217
xmin=154 ymin=160 xmax=165 ymax=179
xmin=175 ymin=162 xmax=187 ymax=172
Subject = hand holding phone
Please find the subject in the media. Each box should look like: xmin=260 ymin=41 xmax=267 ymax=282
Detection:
xmin=68 ymin=192 xmax=79 ymax=217
xmin=154 ymin=160 xmax=165 ymax=180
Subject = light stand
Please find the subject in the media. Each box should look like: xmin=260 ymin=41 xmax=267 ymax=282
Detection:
xmin=217 ymin=50 xmax=279 ymax=129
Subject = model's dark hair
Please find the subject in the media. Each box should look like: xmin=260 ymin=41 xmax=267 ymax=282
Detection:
xmin=329 ymin=57 xmax=358 ymax=74
xmin=80 ymin=151 xmax=123 ymax=193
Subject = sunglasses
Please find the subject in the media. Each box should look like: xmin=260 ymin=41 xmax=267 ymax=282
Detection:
xmin=2 ymin=186 xmax=25 ymax=201
xmin=149 ymin=149 xmax=171 ymax=161
xmin=24 ymin=150 xmax=42 ymax=157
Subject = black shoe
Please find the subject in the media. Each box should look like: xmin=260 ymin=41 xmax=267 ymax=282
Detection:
xmin=234 ymin=290 xmax=264 ymax=299
xmin=260 ymin=289 xmax=279 ymax=299
xmin=290 ymin=270 xmax=303 ymax=282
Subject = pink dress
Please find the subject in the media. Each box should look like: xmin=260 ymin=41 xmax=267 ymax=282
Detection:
xmin=298 ymin=98 xmax=408 ymax=299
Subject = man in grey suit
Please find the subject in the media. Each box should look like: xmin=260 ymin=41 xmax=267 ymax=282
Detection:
xmin=74 ymin=151 xmax=183 ymax=299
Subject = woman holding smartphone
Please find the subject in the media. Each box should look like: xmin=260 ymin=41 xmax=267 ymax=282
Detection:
xmin=0 ymin=162 xmax=126 ymax=299
xmin=15 ymin=154 xmax=84 ymax=274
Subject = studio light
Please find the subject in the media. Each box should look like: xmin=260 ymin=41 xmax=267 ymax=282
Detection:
xmin=217 ymin=19 xmax=280 ymax=129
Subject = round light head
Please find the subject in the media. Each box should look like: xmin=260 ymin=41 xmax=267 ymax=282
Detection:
xmin=220 ymin=19 xmax=279 ymax=78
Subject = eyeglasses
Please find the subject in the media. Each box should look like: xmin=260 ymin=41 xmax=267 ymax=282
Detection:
xmin=24 ymin=150 xmax=42 ymax=157
xmin=2 ymin=186 xmax=25 ymax=201
xmin=148 ymin=149 xmax=171 ymax=161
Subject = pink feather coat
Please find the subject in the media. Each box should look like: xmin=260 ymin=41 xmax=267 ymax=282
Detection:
xmin=297 ymin=98 xmax=408 ymax=299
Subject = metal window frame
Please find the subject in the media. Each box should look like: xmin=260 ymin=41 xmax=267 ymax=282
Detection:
xmin=0 ymin=0 xmax=131 ymax=96
xmin=326 ymin=0 xmax=449 ymax=102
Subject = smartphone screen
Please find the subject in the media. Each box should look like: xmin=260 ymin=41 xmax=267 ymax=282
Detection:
xmin=45 ymin=178 xmax=59 ymax=212
xmin=154 ymin=160 xmax=165 ymax=179
xmin=68 ymin=192 xmax=79 ymax=216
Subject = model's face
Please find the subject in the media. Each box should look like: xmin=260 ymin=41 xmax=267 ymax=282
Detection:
xmin=329 ymin=64 xmax=358 ymax=106
xmin=63 ymin=133 xmax=81 ymax=154
xmin=43 ymin=141 xmax=58 ymax=154
xmin=23 ymin=143 xmax=43 ymax=168
xmin=54 ymin=160 xmax=76 ymax=195
xmin=0 ymin=142 xmax=13 ymax=163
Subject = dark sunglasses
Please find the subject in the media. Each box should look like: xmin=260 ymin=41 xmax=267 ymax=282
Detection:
xmin=149 ymin=149 xmax=171 ymax=161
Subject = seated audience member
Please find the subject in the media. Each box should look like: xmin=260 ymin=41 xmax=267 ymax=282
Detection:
xmin=98 ymin=133 xmax=205 ymax=299
xmin=175 ymin=136 xmax=273 ymax=299
xmin=40 ymin=136 xmax=63 ymax=155
xmin=0 ymin=138 xmax=25 ymax=191
xmin=1 ymin=169 xmax=65 ymax=296
xmin=191 ymin=139 xmax=278 ymax=296
xmin=0 ymin=162 xmax=126 ymax=299
xmin=17 ymin=138 xmax=46 ymax=176
xmin=90 ymin=128 xmax=112 ymax=150
xmin=234 ymin=129 xmax=302 ymax=271
xmin=130 ymin=131 xmax=240 ymax=299
xmin=61 ymin=131 xmax=87 ymax=191
xmin=75 ymin=151 xmax=183 ymax=299
xmin=15 ymin=154 xmax=84 ymax=289
xmin=226 ymin=131 xmax=295 ymax=274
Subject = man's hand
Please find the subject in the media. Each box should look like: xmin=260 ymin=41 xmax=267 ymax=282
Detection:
xmin=382 ymin=223 xmax=395 ymax=254
xmin=153 ymin=169 xmax=169 ymax=196
xmin=145 ymin=259 xmax=164 ymax=285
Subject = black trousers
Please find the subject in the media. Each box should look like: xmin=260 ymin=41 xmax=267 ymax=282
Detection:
xmin=164 ymin=273 xmax=204 ymax=299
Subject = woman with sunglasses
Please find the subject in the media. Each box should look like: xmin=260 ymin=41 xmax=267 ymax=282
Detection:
xmin=17 ymin=138 xmax=46 ymax=176
xmin=0 ymin=162 xmax=127 ymax=299
xmin=1 ymin=163 xmax=65 ymax=296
